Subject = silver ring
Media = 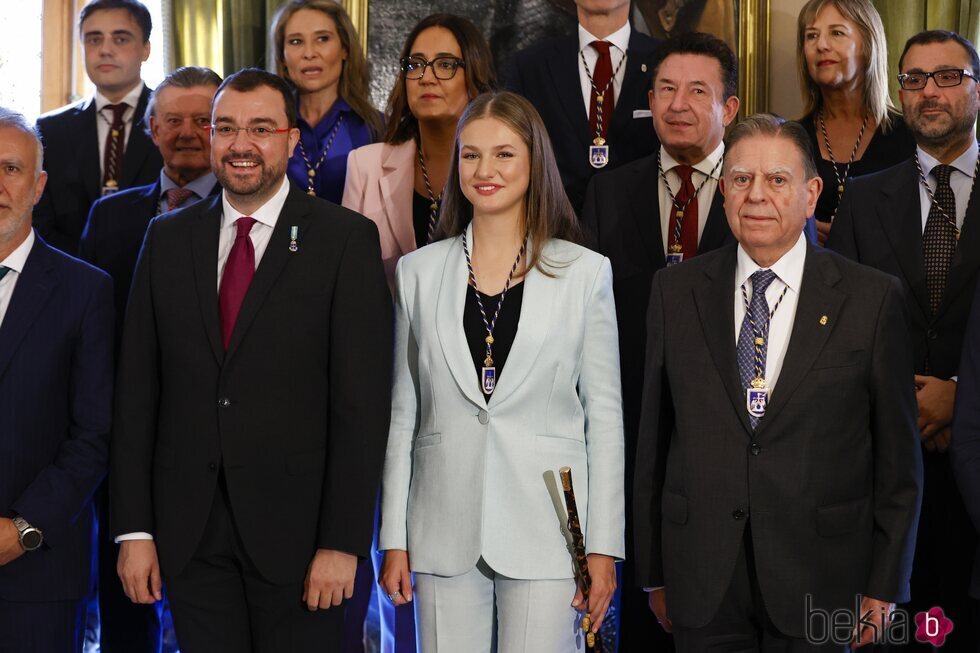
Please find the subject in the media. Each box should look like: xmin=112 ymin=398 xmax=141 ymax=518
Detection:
xmin=392 ymin=591 xmax=402 ymax=599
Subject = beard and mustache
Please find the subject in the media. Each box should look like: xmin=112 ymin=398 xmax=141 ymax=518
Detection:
xmin=905 ymin=97 xmax=980 ymax=147
xmin=214 ymin=152 xmax=285 ymax=199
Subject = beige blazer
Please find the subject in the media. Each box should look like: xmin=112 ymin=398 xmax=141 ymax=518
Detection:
xmin=342 ymin=141 xmax=417 ymax=290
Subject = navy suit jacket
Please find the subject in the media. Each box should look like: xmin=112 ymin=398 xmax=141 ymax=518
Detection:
xmin=506 ymin=30 xmax=660 ymax=214
xmin=0 ymin=234 xmax=114 ymax=601
xmin=79 ymin=179 xmax=222 ymax=337
xmin=34 ymin=86 xmax=163 ymax=254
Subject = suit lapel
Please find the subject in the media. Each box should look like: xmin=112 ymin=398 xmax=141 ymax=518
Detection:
xmin=0 ymin=235 xmax=55 ymax=383
xmin=755 ymin=247 xmax=844 ymax=434
xmin=609 ymin=31 xmax=650 ymax=141
xmin=546 ymin=38 xmax=592 ymax=152
xmin=225 ymin=186 xmax=312 ymax=358
xmin=697 ymin=190 xmax=731 ymax=253
xmin=119 ymin=86 xmax=153 ymax=189
xmin=190 ymin=196 xmax=224 ymax=364
xmin=939 ymin=157 xmax=980 ymax=318
xmin=380 ymin=142 xmax=417 ymax=257
xmin=877 ymin=160 xmax=930 ymax=319
xmin=436 ymin=225 xmax=485 ymax=408
xmin=628 ymin=156 xmax=662 ymax=267
xmin=694 ymin=246 xmax=752 ymax=435
xmin=79 ymin=101 xmax=102 ymax=204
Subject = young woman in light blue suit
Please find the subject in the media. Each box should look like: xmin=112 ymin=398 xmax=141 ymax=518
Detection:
xmin=378 ymin=91 xmax=625 ymax=652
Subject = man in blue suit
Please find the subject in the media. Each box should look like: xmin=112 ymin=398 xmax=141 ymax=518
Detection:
xmin=0 ymin=108 xmax=114 ymax=651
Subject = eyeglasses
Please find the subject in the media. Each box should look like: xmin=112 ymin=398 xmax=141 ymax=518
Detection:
xmin=209 ymin=125 xmax=292 ymax=139
xmin=401 ymin=56 xmax=465 ymax=80
xmin=897 ymin=68 xmax=978 ymax=90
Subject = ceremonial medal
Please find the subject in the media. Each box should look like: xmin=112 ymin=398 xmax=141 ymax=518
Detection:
xmin=580 ymin=49 xmax=626 ymax=171
xmin=746 ymin=378 xmax=769 ymax=418
xmin=659 ymin=152 xmax=723 ymax=267
xmin=298 ymin=114 xmax=346 ymax=197
xmin=481 ymin=364 xmax=496 ymax=395
xmin=589 ymin=138 xmax=609 ymax=169
xmin=102 ymin=179 xmax=119 ymax=197
xmin=289 ymin=225 xmax=299 ymax=252
xmin=666 ymin=243 xmax=684 ymax=266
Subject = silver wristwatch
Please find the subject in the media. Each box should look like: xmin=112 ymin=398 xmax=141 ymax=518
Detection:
xmin=12 ymin=516 xmax=42 ymax=551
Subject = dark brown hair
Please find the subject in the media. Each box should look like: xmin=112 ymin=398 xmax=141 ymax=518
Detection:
xmin=79 ymin=0 xmax=152 ymax=42
xmin=652 ymin=31 xmax=738 ymax=99
xmin=899 ymin=30 xmax=979 ymax=79
xmin=383 ymin=14 xmax=497 ymax=145
xmin=270 ymin=0 xmax=382 ymax=138
xmin=434 ymin=92 xmax=582 ymax=275
xmin=214 ymin=68 xmax=298 ymax=128
xmin=144 ymin=66 xmax=222 ymax=131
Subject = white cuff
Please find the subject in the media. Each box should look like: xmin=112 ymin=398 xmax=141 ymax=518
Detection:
xmin=115 ymin=532 xmax=154 ymax=543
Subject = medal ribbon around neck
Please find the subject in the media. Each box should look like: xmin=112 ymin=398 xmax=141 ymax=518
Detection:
xmin=914 ymin=144 xmax=980 ymax=241
xmin=818 ymin=111 xmax=868 ymax=220
xmin=297 ymin=114 xmax=346 ymax=196
xmin=418 ymin=144 xmax=442 ymax=243
xmin=741 ymin=277 xmax=789 ymax=387
xmin=462 ymin=230 xmax=528 ymax=396
xmin=579 ymin=47 xmax=627 ymax=146
xmin=657 ymin=151 xmax=723 ymax=253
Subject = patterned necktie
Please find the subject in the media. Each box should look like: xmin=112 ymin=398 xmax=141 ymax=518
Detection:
xmin=167 ymin=187 xmax=195 ymax=212
xmin=668 ymin=165 xmax=699 ymax=259
xmin=0 ymin=266 xmax=9 ymax=282
xmin=218 ymin=217 xmax=257 ymax=349
xmin=588 ymin=41 xmax=614 ymax=141
xmin=102 ymin=103 xmax=128 ymax=188
xmin=922 ymin=164 xmax=957 ymax=314
xmin=736 ymin=269 xmax=778 ymax=429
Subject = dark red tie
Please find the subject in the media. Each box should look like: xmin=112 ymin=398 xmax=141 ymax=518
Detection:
xmin=166 ymin=187 xmax=195 ymax=212
xmin=588 ymin=41 xmax=614 ymax=141
xmin=218 ymin=217 xmax=257 ymax=349
xmin=102 ymin=103 xmax=128 ymax=188
xmin=667 ymin=165 xmax=699 ymax=259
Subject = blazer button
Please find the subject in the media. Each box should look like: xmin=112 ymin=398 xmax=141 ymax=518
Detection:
xmin=218 ymin=397 xmax=231 ymax=408
xmin=732 ymin=509 xmax=746 ymax=520
xmin=750 ymin=443 xmax=761 ymax=456
xmin=208 ymin=462 xmax=218 ymax=472
xmin=478 ymin=410 xmax=490 ymax=425
xmin=927 ymin=329 xmax=938 ymax=340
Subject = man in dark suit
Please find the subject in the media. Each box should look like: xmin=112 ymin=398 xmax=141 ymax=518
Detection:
xmin=506 ymin=0 xmax=660 ymax=214
xmin=636 ymin=114 xmax=922 ymax=650
xmin=581 ymin=31 xmax=737 ymax=650
xmin=78 ymin=65 xmax=221 ymax=653
xmin=34 ymin=0 xmax=163 ymax=254
xmin=827 ymin=30 xmax=980 ymax=649
xmin=111 ymin=68 xmax=392 ymax=652
xmin=0 ymin=108 xmax=114 ymax=652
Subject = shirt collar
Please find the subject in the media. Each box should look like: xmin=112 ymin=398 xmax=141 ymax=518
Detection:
xmin=660 ymin=141 xmax=726 ymax=180
xmin=736 ymin=232 xmax=807 ymax=296
xmin=0 ymin=229 xmax=35 ymax=274
xmin=159 ymin=170 xmax=218 ymax=200
xmin=917 ymin=142 xmax=979 ymax=180
xmin=578 ymin=20 xmax=631 ymax=55
xmin=221 ymin=176 xmax=290 ymax=231
xmin=95 ymin=83 xmax=146 ymax=114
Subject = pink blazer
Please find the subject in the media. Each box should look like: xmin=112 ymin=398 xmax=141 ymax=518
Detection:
xmin=342 ymin=141 xmax=417 ymax=290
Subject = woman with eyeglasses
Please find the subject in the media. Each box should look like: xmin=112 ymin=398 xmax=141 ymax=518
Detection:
xmin=378 ymin=91 xmax=623 ymax=652
xmin=342 ymin=14 xmax=497 ymax=290
xmin=796 ymin=0 xmax=915 ymax=244
xmin=271 ymin=0 xmax=381 ymax=204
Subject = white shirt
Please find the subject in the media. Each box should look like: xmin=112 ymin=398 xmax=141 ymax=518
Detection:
xmin=733 ymin=233 xmax=808 ymax=391
xmin=116 ymin=177 xmax=292 ymax=544
xmin=0 ymin=230 xmax=35 ymax=329
xmin=658 ymin=142 xmax=725 ymax=256
xmin=917 ymin=143 xmax=978 ymax=233
xmin=94 ymin=83 xmax=146 ymax=178
xmin=577 ymin=22 xmax=630 ymax=119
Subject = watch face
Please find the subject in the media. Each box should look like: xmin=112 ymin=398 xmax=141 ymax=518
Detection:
xmin=21 ymin=530 xmax=42 ymax=550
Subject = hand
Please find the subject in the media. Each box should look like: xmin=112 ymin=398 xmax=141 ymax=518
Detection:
xmin=379 ymin=549 xmax=413 ymax=607
xmin=572 ymin=553 xmax=616 ymax=632
xmin=852 ymin=596 xmax=895 ymax=647
xmin=648 ymin=587 xmax=673 ymax=632
xmin=303 ymin=548 xmax=357 ymax=611
xmin=925 ymin=425 xmax=952 ymax=453
xmin=117 ymin=540 xmax=162 ymax=604
xmin=915 ymin=375 xmax=956 ymax=439
xmin=815 ymin=219 xmax=831 ymax=246
xmin=0 ymin=518 xmax=25 ymax=566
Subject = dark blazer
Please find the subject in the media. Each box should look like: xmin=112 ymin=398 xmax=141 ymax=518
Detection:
xmin=951 ymin=279 xmax=980 ymax=598
xmin=506 ymin=30 xmax=660 ymax=213
xmin=0 ymin=234 xmax=113 ymax=602
xmin=110 ymin=185 xmax=393 ymax=585
xmin=827 ymin=155 xmax=980 ymax=378
xmin=34 ymin=85 xmax=163 ymax=254
xmin=79 ymin=178 xmax=222 ymax=337
xmin=633 ymin=244 xmax=922 ymax=637
xmin=581 ymin=152 xmax=733 ymax=447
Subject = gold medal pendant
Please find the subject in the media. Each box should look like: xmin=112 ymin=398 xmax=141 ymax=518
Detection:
xmin=589 ymin=136 xmax=609 ymax=169
xmin=746 ymin=377 xmax=769 ymax=418
xmin=482 ymin=353 xmax=496 ymax=396
xmin=666 ymin=242 xmax=684 ymax=266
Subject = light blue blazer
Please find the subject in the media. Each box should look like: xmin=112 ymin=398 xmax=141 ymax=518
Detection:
xmin=379 ymin=224 xmax=625 ymax=580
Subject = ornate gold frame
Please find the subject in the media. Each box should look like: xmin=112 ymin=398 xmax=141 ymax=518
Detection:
xmin=343 ymin=0 xmax=369 ymax=56
xmin=738 ymin=0 xmax=770 ymax=116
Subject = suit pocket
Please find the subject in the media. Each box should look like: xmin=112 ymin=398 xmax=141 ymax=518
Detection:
xmin=811 ymin=349 xmax=864 ymax=370
xmin=662 ymin=490 xmax=688 ymax=525
xmin=414 ymin=433 xmax=442 ymax=449
xmin=816 ymin=496 xmax=870 ymax=536
xmin=285 ymin=448 xmax=325 ymax=475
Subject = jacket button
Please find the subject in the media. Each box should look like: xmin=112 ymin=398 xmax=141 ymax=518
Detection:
xmin=218 ymin=397 xmax=231 ymax=408
xmin=732 ymin=509 xmax=746 ymax=520
xmin=927 ymin=329 xmax=938 ymax=340
xmin=478 ymin=410 xmax=489 ymax=425
xmin=208 ymin=462 xmax=218 ymax=472
xmin=750 ymin=443 xmax=761 ymax=456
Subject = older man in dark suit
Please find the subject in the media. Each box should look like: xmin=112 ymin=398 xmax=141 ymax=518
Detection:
xmin=0 ymin=108 xmax=114 ymax=652
xmin=636 ymin=114 xmax=922 ymax=650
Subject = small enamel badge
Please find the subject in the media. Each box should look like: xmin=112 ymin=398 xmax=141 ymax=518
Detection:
xmin=819 ymin=315 xmax=828 ymax=326
xmin=289 ymin=225 xmax=299 ymax=252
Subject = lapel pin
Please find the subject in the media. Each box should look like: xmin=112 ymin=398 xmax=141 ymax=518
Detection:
xmin=289 ymin=225 xmax=299 ymax=252
xmin=641 ymin=63 xmax=648 ymax=73
xmin=819 ymin=315 xmax=828 ymax=326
